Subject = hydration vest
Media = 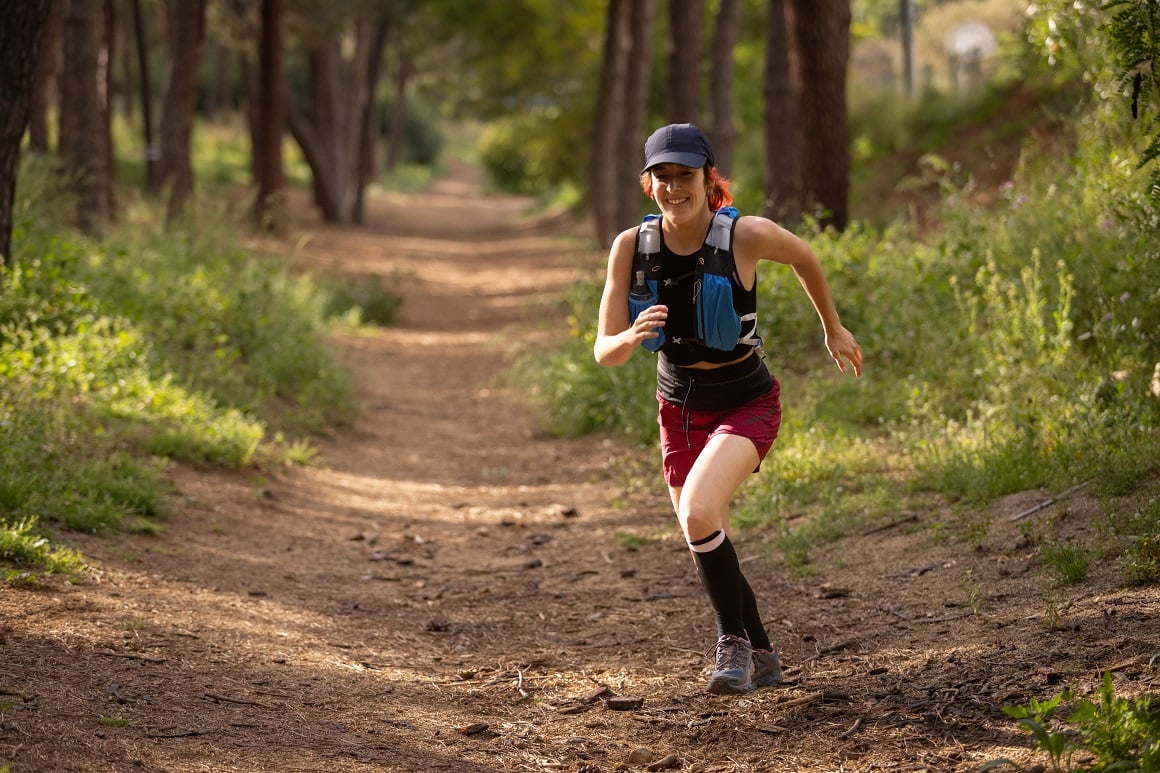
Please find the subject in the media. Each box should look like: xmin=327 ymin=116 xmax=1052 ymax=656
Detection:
xmin=627 ymin=206 xmax=762 ymax=356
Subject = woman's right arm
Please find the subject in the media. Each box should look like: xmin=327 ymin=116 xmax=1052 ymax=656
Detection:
xmin=594 ymin=228 xmax=666 ymax=367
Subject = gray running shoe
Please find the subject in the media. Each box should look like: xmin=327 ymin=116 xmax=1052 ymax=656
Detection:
xmin=706 ymin=635 xmax=755 ymax=694
xmin=752 ymin=646 xmax=783 ymax=687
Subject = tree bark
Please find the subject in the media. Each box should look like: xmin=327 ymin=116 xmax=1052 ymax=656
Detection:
xmin=708 ymin=0 xmax=740 ymax=174
xmin=156 ymin=0 xmax=207 ymax=222
xmin=103 ymin=0 xmax=115 ymax=216
xmin=285 ymin=18 xmax=380 ymax=224
xmin=792 ymin=0 xmax=850 ymax=230
xmin=666 ymin=0 xmax=704 ymax=124
xmin=351 ymin=18 xmax=388 ymax=225
xmin=59 ymin=0 xmax=112 ymax=236
xmin=763 ymin=0 xmax=801 ymax=223
xmin=254 ymin=0 xmax=285 ymax=231
xmin=118 ymin=2 xmax=135 ymax=122
xmin=131 ymin=0 xmax=156 ymax=189
xmin=288 ymin=47 xmax=344 ymax=220
xmin=0 ymin=0 xmax=52 ymax=266
xmin=242 ymin=51 xmax=260 ymax=183
xmin=587 ymin=0 xmax=632 ymax=248
xmin=385 ymin=31 xmax=410 ymax=172
xmin=28 ymin=0 xmax=64 ymax=154
xmin=613 ymin=0 xmax=654 ymax=230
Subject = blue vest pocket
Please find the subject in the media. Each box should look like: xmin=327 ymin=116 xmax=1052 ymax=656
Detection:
xmin=629 ymin=278 xmax=665 ymax=352
xmin=696 ymin=274 xmax=742 ymax=350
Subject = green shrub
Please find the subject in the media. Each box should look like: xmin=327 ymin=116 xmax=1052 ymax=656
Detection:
xmin=0 ymin=518 xmax=87 ymax=578
xmin=1118 ymin=495 xmax=1160 ymax=585
xmin=513 ymin=41 xmax=1160 ymax=573
xmin=77 ymin=198 xmax=355 ymax=435
xmin=984 ymin=673 xmax=1160 ymax=772
xmin=507 ymin=281 xmax=660 ymax=445
xmin=321 ymin=272 xmax=404 ymax=327
xmin=478 ymin=107 xmax=593 ymax=198
xmin=1 ymin=157 xmax=354 ymax=550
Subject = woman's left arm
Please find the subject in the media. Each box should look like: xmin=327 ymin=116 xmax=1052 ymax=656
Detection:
xmin=735 ymin=216 xmax=863 ymax=377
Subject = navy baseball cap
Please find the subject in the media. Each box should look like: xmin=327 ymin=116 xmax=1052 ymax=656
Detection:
xmin=641 ymin=123 xmax=715 ymax=173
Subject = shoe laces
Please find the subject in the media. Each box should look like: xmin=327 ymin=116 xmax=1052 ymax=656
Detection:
xmin=707 ymin=634 xmax=751 ymax=672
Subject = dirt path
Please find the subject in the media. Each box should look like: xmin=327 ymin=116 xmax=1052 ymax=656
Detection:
xmin=2 ymin=163 xmax=1156 ymax=773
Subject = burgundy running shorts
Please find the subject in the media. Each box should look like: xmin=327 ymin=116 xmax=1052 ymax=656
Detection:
xmin=656 ymin=379 xmax=782 ymax=488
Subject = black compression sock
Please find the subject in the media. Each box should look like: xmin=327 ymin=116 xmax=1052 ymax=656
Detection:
xmin=688 ymin=531 xmax=746 ymax=639
xmin=739 ymin=574 xmax=771 ymax=651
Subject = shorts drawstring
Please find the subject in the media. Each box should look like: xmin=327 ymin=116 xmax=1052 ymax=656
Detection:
xmin=682 ymin=378 xmax=695 ymax=449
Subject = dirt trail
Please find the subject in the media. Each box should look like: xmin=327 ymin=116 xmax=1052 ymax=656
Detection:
xmin=1 ymin=162 xmax=1156 ymax=773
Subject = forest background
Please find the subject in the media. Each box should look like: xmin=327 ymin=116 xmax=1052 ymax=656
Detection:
xmin=0 ymin=0 xmax=1158 ymax=745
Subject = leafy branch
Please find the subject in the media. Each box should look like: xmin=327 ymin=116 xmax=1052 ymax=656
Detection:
xmin=1102 ymin=0 xmax=1160 ymax=201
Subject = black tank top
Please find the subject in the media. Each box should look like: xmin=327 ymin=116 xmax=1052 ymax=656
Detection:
xmin=656 ymin=235 xmax=759 ymax=367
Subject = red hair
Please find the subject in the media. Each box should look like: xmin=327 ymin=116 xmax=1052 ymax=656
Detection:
xmin=639 ymin=165 xmax=734 ymax=210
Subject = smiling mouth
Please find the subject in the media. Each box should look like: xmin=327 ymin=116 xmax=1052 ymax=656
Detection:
xmin=665 ymin=196 xmax=688 ymax=206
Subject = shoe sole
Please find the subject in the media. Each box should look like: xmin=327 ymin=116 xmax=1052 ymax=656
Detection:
xmin=707 ymin=675 xmax=755 ymax=694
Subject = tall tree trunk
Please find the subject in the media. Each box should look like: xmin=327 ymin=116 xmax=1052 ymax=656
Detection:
xmin=131 ymin=0 xmax=156 ymax=189
xmin=102 ymin=0 xmax=116 ymax=216
xmin=614 ymin=0 xmax=654 ymax=230
xmin=59 ymin=0 xmax=112 ymax=236
xmin=156 ymin=0 xmax=207 ymax=222
xmin=350 ymin=18 xmax=388 ymax=225
xmin=28 ymin=0 xmax=64 ymax=154
xmin=763 ymin=0 xmax=801 ymax=223
xmin=118 ymin=1 xmax=135 ymax=122
xmin=0 ymin=0 xmax=52 ymax=266
xmin=285 ymin=19 xmax=379 ymax=224
xmin=286 ymin=46 xmax=344 ymax=221
xmin=385 ymin=32 xmax=410 ymax=172
xmin=587 ymin=0 xmax=632 ymax=248
xmin=254 ymin=0 xmax=285 ymax=231
xmin=708 ymin=0 xmax=740 ymax=174
xmin=666 ymin=0 xmax=704 ymax=124
xmin=792 ymin=0 xmax=850 ymax=230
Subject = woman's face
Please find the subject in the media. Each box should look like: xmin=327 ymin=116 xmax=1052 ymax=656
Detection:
xmin=649 ymin=163 xmax=708 ymax=224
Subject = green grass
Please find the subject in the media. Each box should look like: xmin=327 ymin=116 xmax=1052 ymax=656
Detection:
xmin=0 ymin=518 xmax=87 ymax=579
xmin=614 ymin=531 xmax=658 ymax=551
xmin=1040 ymin=543 xmax=1091 ymax=585
xmin=509 ymin=57 xmax=1160 ymax=587
xmin=319 ymin=272 xmax=405 ymax=328
xmin=1 ymin=146 xmax=389 ymax=576
xmin=1115 ymin=494 xmax=1160 ymax=586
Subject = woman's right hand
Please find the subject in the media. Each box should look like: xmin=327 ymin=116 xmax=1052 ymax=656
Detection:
xmin=596 ymin=227 xmax=660 ymax=367
xmin=628 ymin=304 xmax=668 ymax=346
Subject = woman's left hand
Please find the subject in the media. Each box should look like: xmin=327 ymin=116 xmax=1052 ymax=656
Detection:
xmin=826 ymin=326 xmax=863 ymax=378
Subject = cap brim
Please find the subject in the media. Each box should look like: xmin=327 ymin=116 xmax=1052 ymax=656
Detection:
xmin=641 ymin=151 xmax=709 ymax=174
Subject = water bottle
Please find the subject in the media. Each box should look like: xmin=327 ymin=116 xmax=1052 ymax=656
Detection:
xmin=638 ymin=223 xmax=659 ymax=255
xmin=629 ymin=270 xmax=651 ymax=303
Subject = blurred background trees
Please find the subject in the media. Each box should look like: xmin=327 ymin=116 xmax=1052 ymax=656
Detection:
xmin=1 ymin=0 xmax=1156 ymax=253
xmin=0 ymin=0 xmax=52 ymax=265
xmin=0 ymin=0 xmax=893 ymax=255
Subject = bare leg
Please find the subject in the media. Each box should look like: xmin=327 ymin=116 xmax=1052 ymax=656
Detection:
xmin=669 ymin=433 xmax=758 ymax=542
xmin=670 ymin=433 xmax=772 ymax=651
